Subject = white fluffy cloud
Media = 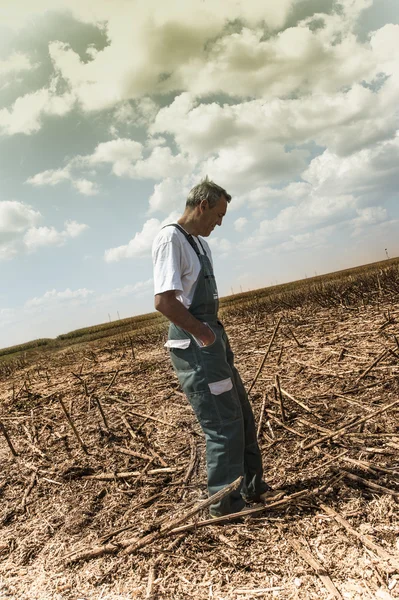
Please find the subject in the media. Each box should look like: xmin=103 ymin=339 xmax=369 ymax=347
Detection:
xmin=148 ymin=176 xmax=194 ymax=214
xmin=0 ymin=200 xmax=40 ymax=233
xmin=199 ymin=140 xmax=308 ymax=192
xmin=98 ymin=278 xmax=153 ymax=302
xmin=234 ymin=217 xmax=248 ymax=232
xmin=28 ymin=138 xmax=192 ymax=193
xmin=24 ymin=220 xmax=88 ymax=251
xmin=82 ymin=138 xmax=143 ymax=175
xmin=0 ymin=52 xmax=37 ymax=77
xmin=1 ymin=0 xmax=381 ymax=134
xmin=0 ymin=200 xmax=41 ymax=260
xmin=104 ymin=212 xmax=180 ymax=262
xmin=303 ymin=135 xmax=399 ymax=201
xmin=0 ymin=86 xmax=75 ymax=136
xmin=27 ymin=165 xmax=99 ymax=196
xmin=0 ymin=201 xmax=88 ymax=260
xmin=26 ymin=287 xmax=94 ymax=308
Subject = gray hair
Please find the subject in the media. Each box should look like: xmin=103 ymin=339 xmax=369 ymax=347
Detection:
xmin=186 ymin=176 xmax=232 ymax=209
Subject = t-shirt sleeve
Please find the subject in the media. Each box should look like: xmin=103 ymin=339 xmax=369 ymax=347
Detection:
xmin=152 ymin=239 xmax=184 ymax=295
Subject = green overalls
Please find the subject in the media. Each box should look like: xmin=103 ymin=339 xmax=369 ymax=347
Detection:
xmin=166 ymin=224 xmax=268 ymax=517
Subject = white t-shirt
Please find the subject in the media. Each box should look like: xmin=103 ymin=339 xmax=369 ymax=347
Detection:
xmin=152 ymin=225 xmax=213 ymax=308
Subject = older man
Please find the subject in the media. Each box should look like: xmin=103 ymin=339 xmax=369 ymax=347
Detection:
xmin=152 ymin=177 xmax=274 ymax=517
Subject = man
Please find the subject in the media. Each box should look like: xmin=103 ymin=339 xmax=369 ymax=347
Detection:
xmin=152 ymin=177 xmax=275 ymax=517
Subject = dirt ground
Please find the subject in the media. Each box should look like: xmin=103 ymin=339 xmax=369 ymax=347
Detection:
xmin=0 ymin=298 xmax=398 ymax=600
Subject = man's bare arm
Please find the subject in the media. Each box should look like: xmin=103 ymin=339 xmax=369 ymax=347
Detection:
xmin=155 ymin=291 xmax=215 ymax=346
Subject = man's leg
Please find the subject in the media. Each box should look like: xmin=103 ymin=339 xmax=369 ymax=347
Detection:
xmin=187 ymin=389 xmax=246 ymax=516
xmin=224 ymin=331 xmax=270 ymax=501
xmin=168 ymin=324 xmax=247 ymax=516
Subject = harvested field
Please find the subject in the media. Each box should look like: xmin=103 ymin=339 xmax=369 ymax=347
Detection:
xmin=1 ymin=274 xmax=399 ymax=599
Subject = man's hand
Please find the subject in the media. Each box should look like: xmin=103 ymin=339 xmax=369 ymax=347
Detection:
xmin=196 ymin=322 xmax=216 ymax=347
xmin=155 ymin=291 xmax=216 ymax=346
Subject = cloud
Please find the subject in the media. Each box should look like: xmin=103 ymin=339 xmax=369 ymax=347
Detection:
xmin=25 ymin=287 xmax=94 ymax=308
xmin=1 ymin=0 xmax=379 ymax=136
xmin=258 ymin=195 xmax=357 ymax=236
xmin=234 ymin=217 xmax=248 ymax=232
xmin=303 ymin=135 xmax=399 ymax=202
xmin=148 ymin=178 xmax=187 ymax=214
xmin=200 ymin=140 xmax=308 ymax=192
xmin=27 ymin=166 xmax=98 ymax=196
xmin=0 ymin=52 xmax=37 ymax=77
xmin=0 ymin=200 xmax=41 ymax=260
xmin=98 ymin=278 xmax=153 ymax=302
xmin=72 ymin=178 xmax=99 ymax=196
xmin=273 ymin=226 xmax=336 ymax=254
xmin=78 ymin=138 xmax=192 ymax=180
xmin=0 ymin=85 xmax=75 ymax=136
xmin=104 ymin=212 xmax=180 ymax=262
xmin=28 ymin=138 xmax=192 ymax=193
xmin=151 ymin=77 xmax=399 ymax=160
xmin=208 ymin=237 xmax=233 ymax=259
xmin=23 ymin=220 xmax=88 ymax=251
xmin=0 ymin=200 xmax=41 ymax=233
xmin=27 ymin=167 xmax=71 ymax=187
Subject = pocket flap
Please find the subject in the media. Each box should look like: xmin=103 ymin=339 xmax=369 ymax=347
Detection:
xmin=208 ymin=377 xmax=233 ymax=395
xmin=164 ymin=339 xmax=191 ymax=349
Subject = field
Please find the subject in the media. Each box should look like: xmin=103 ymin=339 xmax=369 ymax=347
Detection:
xmin=0 ymin=259 xmax=399 ymax=600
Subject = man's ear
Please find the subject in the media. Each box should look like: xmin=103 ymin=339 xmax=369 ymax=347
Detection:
xmin=199 ymin=199 xmax=208 ymax=213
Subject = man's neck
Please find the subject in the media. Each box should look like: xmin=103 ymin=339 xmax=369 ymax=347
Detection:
xmin=178 ymin=211 xmax=201 ymax=237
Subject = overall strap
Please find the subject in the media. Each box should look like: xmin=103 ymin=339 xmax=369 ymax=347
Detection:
xmin=163 ymin=223 xmax=208 ymax=259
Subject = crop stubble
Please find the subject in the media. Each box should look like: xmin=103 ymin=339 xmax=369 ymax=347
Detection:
xmin=0 ymin=265 xmax=399 ymax=599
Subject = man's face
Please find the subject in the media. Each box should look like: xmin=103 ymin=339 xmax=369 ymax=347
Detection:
xmin=199 ymin=195 xmax=228 ymax=237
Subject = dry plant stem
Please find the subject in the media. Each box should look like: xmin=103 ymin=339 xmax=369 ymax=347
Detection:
xmin=99 ymin=492 xmax=164 ymax=543
xmin=256 ymin=394 xmax=267 ymax=439
xmin=113 ymin=446 xmax=153 ymax=461
xmin=302 ymin=398 xmax=399 ymax=450
xmin=277 ymin=346 xmax=284 ymax=365
xmin=266 ymin=411 xmax=306 ymax=438
xmin=280 ymin=387 xmax=314 ymax=416
xmin=248 ymin=316 xmax=282 ymax=393
xmin=120 ymin=414 xmax=137 ymax=440
xmin=58 ymin=398 xmax=88 ymax=454
xmin=66 ymin=476 xmax=242 ymax=563
xmin=320 ymin=503 xmax=399 ymax=570
xmin=340 ymin=455 xmax=399 ymax=477
xmin=106 ymin=370 xmax=119 ymax=391
xmin=181 ymin=437 xmax=197 ymax=485
xmin=71 ymin=372 xmax=89 ymax=396
xmin=0 ymin=420 xmax=18 ymax=456
xmin=307 ymin=450 xmax=349 ymax=475
xmin=170 ymin=489 xmax=312 ymax=532
xmin=121 ymin=476 xmax=243 ymax=556
xmin=275 ymin=375 xmax=286 ymax=423
xmin=132 ymin=457 xmax=156 ymax=485
xmin=95 ymin=396 xmax=109 ymax=430
xmin=20 ymin=471 xmax=37 ymax=512
xmin=287 ymin=327 xmax=303 ymax=348
xmin=84 ymin=467 xmax=180 ymax=480
xmin=288 ymin=537 xmax=342 ymax=599
xmin=356 ymin=348 xmax=388 ymax=383
xmin=340 ymin=469 xmax=399 ymax=497
xmin=145 ymin=565 xmax=155 ymax=599
xmin=146 ymin=536 xmax=185 ymax=598
xmin=148 ymin=447 xmax=168 ymax=467
xmin=126 ymin=409 xmax=177 ymax=429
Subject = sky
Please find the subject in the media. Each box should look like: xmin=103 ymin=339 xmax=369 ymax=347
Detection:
xmin=1 ymin=0 xmax=399 ymax=349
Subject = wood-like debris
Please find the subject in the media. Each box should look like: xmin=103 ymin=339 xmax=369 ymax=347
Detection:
xmin=0 ymin=297 xmax=399 ymax=599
